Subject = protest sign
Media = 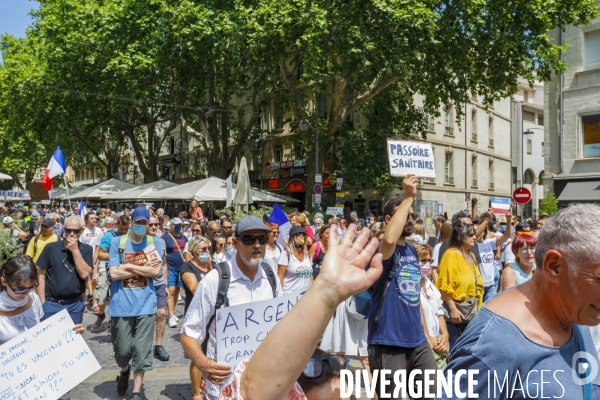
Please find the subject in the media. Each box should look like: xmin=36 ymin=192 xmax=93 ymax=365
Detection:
xmin=386 ymin=139 xmax=435 ymax=178
xmin=0 ymin=191 xmax=24 ymax=199
xmin=216 ymin=287 xmax=308 ymax=367
xmin=326 ymin=207 xmax=343 ymax=216
xmin=0 ymin=309 xmax=101 ymax=400
xmin=491 ymin=197 xmax=510 ymax=215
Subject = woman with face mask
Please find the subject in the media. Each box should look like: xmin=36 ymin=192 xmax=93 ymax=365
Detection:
xmin=225 ymin=235 xmax=235 ymax=256
xmin=180 ymin=236 xmax=213 ymax=400
xmin=415 ymin=244 xmax=450 ymax=370
xmin=278 ymin=226 xmax=313 ymax=294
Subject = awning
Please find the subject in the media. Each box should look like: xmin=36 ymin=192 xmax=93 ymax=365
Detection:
xmin=557 ymin=180 xmax=600 ymax=201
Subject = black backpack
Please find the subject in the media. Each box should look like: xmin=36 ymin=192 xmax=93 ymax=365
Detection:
xmin=200 ymin=262 xmax=279 ymax=353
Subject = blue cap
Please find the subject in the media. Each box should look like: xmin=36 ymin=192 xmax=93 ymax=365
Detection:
xmin=131 ymin=207 xmax=150 ymax=221
xmin=234 ymin=216 xmax=271 ymax=236
xmin=32 ymin=211 xmax=40 ymax=218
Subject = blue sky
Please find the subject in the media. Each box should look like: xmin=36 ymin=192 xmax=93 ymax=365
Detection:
xmin=0 ymin=0 xmax=39 ymax=38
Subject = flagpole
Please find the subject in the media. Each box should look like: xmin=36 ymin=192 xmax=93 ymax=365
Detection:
xmin=63 ymin=175 xmax=72 ymax=211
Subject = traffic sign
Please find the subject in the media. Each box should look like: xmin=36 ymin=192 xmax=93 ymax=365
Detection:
xmin=315 ymin=174 xmax=322 ymax=183
xmin=314 ymin=184 xmax=323 ymax=194
xmin=314 ymin=194 xmax=321 ymax=203
xmin=513 ymin=187 xmax=532 ymax=205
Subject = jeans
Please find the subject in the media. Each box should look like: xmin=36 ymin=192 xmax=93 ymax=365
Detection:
xmin=41 ymin=299 xmax=84 ymax=324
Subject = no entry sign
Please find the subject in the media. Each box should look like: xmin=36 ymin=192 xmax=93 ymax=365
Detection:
xmin=513 ymin=187 xmax=532 ymax=205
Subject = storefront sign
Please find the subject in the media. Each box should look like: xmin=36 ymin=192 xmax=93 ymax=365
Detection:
xmin=280 ymin=161 xmax=295 ymax=168
xmin=294 ymin=159 xmax=307 ymax=167
xmin=292 ymin=167 xmax=306 ymax=175
xmin=289 ymin=183 xmax=304 ymax=192
xmin=271 ymin=162 xmax=280 ymax=169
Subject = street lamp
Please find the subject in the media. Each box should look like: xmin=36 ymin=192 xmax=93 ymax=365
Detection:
xmin=299 ymin=118 xmax=310 ymax=133
xmin=299 ymin=114 xmax=320 ymax=210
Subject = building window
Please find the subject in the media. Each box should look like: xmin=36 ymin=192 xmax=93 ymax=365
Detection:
xmin=523 ymin=111 xmax=535 ymax=123
xmin=489 ymin=160 xmax=495 ymax=190
xmin=584 ymin=30 xmax=600 ymax=71
xmin=542 ymin=141 xmax=545 ymax=156
xmin=538 ymin=114 xmax=544 ymax=126
xmin=444 ymin=106 xmax=453 ymax=135
xmin=524 ymin=169 xmax=535 ymax=184
xmin=275 ymin=102 xmax=285 ymax=129
xmin=445 ymin=152 xmax=454 ymax=184
xmin=583 ymin=114 xmax=600 ymax=157
xmin=488 ymin=117 xmax=494 ymax=147
xmin=426 ymin=114 xmax=435 ymax=131
xmin=471 ymin=155 xmax=478 ymax=187
xmin=317 ymin=93 xmax=327 ymax=118
xmin=275 ymin=145 xmax=284 ymax=162
xmin=527 ymin=138 xmax=532 ymax=154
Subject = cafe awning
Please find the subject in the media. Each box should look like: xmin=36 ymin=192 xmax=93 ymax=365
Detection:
xmin=557 ymin=180 xmax=600 ymax=202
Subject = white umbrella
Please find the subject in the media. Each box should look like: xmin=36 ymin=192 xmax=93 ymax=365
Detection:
xmin=72 ymin=178 xmax=135 ymax=200
xmin=0 ymin=173 xmax=12 ymax=180
xmin=101 ymin=180 xmax=179 ymax=201
xmin=141 ymin=177 xmax=229 ymax=201
xmin=233 ymin=157 xmax=253 ymax=212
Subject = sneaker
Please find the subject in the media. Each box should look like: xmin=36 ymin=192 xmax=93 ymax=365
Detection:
xmin=116 ymin=366 xmax=130 ymax=396
xmin=91 ymin=314 xmax=106 ymax=333
xmin=130 ymin=393 xmax=142 ymax=400
xmin=168 ymin=315 xmax=178 ymax=328
xmin=154 ymin=345 xmax=170 ymax=361
xmin=107 ymin=320 xmax=111 ymax=333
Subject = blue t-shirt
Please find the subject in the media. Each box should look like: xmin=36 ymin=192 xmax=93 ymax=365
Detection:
xmin=107 ymin=235 xmax=162 ymax=317
xmin=438 ymin=307 xmax=600 ymax=399
xmin=162 ymin=233 xmax=188 ymax=272
xmin=368 ymin=244 xmax=426 ymax=348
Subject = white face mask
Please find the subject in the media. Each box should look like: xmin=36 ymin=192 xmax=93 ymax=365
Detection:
xmin=419 ymin=261 xmax=431 ymax=277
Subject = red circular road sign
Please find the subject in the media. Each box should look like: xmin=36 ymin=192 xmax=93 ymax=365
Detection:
xmin=513 ymin=187 xmax=532 ymax=205
xmin=314 ymin=184 xmax=323 ymax=194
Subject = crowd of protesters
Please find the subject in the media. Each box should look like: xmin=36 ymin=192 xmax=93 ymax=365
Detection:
xmin=0 ymin=181 xmax=597 ymax=400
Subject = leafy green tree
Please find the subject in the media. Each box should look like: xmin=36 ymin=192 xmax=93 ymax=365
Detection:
xmin=540 ymin=192 xmax=559 ymax=216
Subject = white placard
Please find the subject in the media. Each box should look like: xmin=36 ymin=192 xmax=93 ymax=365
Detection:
xmin=336 ymin=178 xmax=343 ymax=191
xmin=315 ymin=174 xmax=322 ymax=183
xmin=326 ymin=207 xmax=343 ymax=216
xmin=216 ymin=287 xmax=308 ymax=367
xmin=314 ymin=194 xmax=321 ymax=203
xmin=0 ymin=309 xmax=101 ymax=400
xmin=386 ymin=139 xmax=436 ymax=178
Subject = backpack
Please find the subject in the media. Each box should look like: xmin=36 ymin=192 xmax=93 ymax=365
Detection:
xmin=118 ymin=234 xmax=154 ymax=262
xmin=200 ymin=261 xmax=278 ymax=354
xmin=346 ymin=240 xmax=418 ymax=321
xmin=32 ymin=234 xmax=61 ymax=255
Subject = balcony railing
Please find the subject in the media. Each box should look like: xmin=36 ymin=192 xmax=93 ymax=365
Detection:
xmin=445 ymin=127 xmax=454 ymax=136
xmin=472 ymin=179 xmax=478 ymax=187
xmin=427 ymin=122 xmax=435 ymax=131
xmin=489 ymin=182 xmax=495 ymax=190
xmin=445 ymin=176 xmax=454 ymax=184
xmin=471 ymin=133 xmax=478 ymax=142
xmin=489 ymin=139 xmax=494 ymax=147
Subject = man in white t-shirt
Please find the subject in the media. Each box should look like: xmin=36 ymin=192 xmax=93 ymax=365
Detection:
xmin=474 ymin=211 xmax=512 ymax=302
xmin=79 ymin=212 xmax=104 ymax=311
xmin=180 ymin=216 xmax=282 ymax=399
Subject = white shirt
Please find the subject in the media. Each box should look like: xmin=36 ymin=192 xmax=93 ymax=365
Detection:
xmin=475 ymin=238 xmax=497 ymax=287
xmin=263 ymin=244 xmax=283 ymax=276
xmin=420 ymin=278 xmax=443 ymax=338
xmin=277 ymin=251 xmax=312 ymax=295
xmin=431 ymin=243 xmax=443 ymax=267
xmin=213 ymin=251 xmax=231 ymax=264
xmin=501 ymin=241 xmax=516 ymax=265
xmin=411 ymin=234 xmax=426 ymax=245
xmin=0 ymin=293 xmax=44 ymax=345
xmin=181 ymin=256 xmax=283 ymax=397
xmin=79 ymin=226 xmax=104 ymax=257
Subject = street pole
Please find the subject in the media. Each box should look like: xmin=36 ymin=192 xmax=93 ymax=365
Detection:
xmin=315 ymin=95 xmax=320 ymax=211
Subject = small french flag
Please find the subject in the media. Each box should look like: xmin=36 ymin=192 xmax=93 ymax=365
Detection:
xmin=491 ymin=197 xmax=510 ymax=215
xmin=268 ymin=204 xmax=291 ymax=247
xmin=41 ymin=147 xmax=67 ymax=192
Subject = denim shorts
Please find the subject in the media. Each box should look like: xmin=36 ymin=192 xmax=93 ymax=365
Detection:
xmin=167 ymin=269 xmax=183 ymax=288
xmin=155 ymin=283 xmax=167 ymax=310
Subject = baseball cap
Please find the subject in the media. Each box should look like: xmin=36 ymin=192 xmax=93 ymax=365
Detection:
xmin=104 ymin=217 xmax=114 ymax=224
xmin=131 ymin=207 xmax=150 ymax=222
xmin=263 ymin=212 xmax=271 ymax=222
xmin=515 ymin=222 xmax=531 ymax=232
xmin=41 ymin=218 xmax=55 ymax=227
xmin=234 ymin=216 xmax=272 ymax=236
xmin=289 ymin=226 xmax=307 ymax=237
xmin=171 ymin=217 xmax=183 ymax=225
xmin=31 ymin=211 xmax=40 ymax=218
xmin=2 ymin=216 xmax=14 ymax=224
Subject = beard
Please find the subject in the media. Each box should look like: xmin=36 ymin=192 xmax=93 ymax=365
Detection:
xmin=400 ymin=227 xmax=413 ymax=237
xmin=244 ymin=249 xmax=264 ymax=266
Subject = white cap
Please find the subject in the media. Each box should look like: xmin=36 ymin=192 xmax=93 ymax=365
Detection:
xmin=2 ymin=216 xmax=14 ymax=224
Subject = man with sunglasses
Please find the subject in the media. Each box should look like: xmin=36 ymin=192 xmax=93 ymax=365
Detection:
xmin=147 ymin=216 xmax=171 ymax=362
xmin=368 ymin=174 xmax=438 ymax=398
xmin=36 ymin=215 xmax=93 ymax=325
xmin=181 ymin=216 xmax=282 ymax=400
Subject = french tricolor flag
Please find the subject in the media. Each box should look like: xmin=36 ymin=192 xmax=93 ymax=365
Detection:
xmin=41 ymin=147 xmax=67 ymax=192
xmin=268 ymin=204 xmax=291 ymax=246
xmin=491 ymin=197 xmax=510 ymax=215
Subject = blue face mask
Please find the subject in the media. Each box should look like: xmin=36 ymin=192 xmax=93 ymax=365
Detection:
xmin=198 ymin=252 xmax=210 ymax=263
xmin=226 ymin=246 xmax=235 ymax=255
xmin=133 ymin=224 xmax=147 ymax=235
xmin=173 ymin=225 xmax=182 ymax=233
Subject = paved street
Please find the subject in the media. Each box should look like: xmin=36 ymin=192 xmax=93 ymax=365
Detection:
xmin=72 ymin=296 xmax=367 ymax=399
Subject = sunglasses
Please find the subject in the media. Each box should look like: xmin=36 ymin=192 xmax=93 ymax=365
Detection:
xmin=420 ymin=259 xmax=434 ymax=264
xmin=64 ymin=228 xmax=81 ymax=234
xmin=222 ymin=226 xmax=233 ymax=230
xmin=238 ymin=235 xmax=269 ymax=245
xmin=270 ymin=231 xmax=280 ymax=235
xmin=7 ymin=282 xmax=39 ymax=295
xmin=303 ymin=355 xmax=348 ymax=379
xmin=198 ymin=247 xmax=210 ymax=252
xmin=149 ymin=223 xmax=159 ymax=227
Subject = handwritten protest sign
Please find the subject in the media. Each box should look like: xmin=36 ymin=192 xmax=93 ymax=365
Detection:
xmin=387 ymin=139 xmax=436 ymax=178
xmin=326 ymin=207 xmax=343 ymax=216
xmin=0 ymin=309 xmax=101 ymax=400
xmin=216 ymin=287 xmax=308 ymax=367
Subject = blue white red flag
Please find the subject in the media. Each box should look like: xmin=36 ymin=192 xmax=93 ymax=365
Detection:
xmin=491 ymin=197 xmax=510 ymax=215
xmin=268 ymin=204 xmax=291 ymax=246
xmin=41 ymin=147 xmax=67 ymax=192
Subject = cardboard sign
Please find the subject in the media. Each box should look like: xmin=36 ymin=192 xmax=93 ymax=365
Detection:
xmin=326 ymin=207 xmax=344 ymax=216
xmin=386 ymin=139 xmax=435 ymax=178
xmin=0 ymin=309 xmax=101 ymax=400
xmin=216 ymin=287 xmax=308 ymax=367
